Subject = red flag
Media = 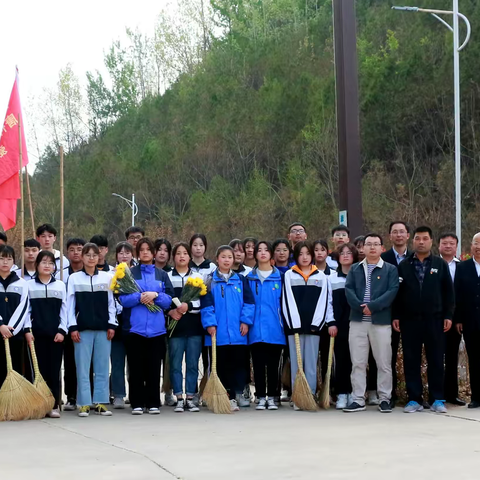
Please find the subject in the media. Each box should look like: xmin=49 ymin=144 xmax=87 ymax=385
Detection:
xmin=0 ymin=69 xmax=29 ymax=231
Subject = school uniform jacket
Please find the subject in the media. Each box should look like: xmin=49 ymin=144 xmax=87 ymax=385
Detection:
xmin=167 ymin=269 xmax=203 ymax=337
xmin=392 ymin=253 xmax=454 ymax=322
xmin=25 ymin=277 xmax=68 ymax=337
xmin=247 ymin=267 xmax=285 ymax=345
xmin=201 ymin=270 xmax=255 ymax=347
xmin=330 ymin=270 xmax=350 ymax=327
xmin=0 ymin=272 xmax=29 ymax=337
xmin=233 ymin=264 xmax=253 ymax=277
xmin=454 ymin=259 xmax=480 ymax=332
xmin=67 ymin=268 xmax=117 ymax=332
xmin=282 ymin=266 xmax=335 ymax=336
xmin=189 ymin=259 xmax=216 ymax=280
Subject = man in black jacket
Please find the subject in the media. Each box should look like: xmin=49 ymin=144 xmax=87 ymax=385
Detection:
xmin=381 ymin=221 xmax=412 ymax=407
xmin=454 ymin=232 xmax=480 ymax=408
xmin=393 ymin=226 xmax=454 ymax=414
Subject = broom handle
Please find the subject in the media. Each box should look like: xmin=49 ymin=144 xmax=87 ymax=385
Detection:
xmin=326 ymin=336 xmax=335 ymax=376
xmin=29 ymin=341 xmax=41 ymax=380
xmin=3 ymin=338 xmax=13 ymax=373
xmin=211 ymin=334 xmax=217 ymax=375
xmin=294 ymin=333 xmax=303 ymax=371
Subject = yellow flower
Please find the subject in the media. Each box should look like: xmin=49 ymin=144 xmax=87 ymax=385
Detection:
xmin=200 ymin=287 xmax=207 ymax=296
xmin=114 ymin=290 xmax=119 ymax=294
xmin=117 ymin=270 xmax=125 ymax=279
xmin=186 ymin=277 xmax=194 ymax=286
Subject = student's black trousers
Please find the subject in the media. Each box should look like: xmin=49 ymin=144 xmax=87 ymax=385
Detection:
xmin=216 ymin=345 xmax=248 ymax=399
xmin=127 ymin=333 xmax=165 ymax=409
xmin=35 ymin=336 xmax=64 ymax=408
xmin=250 ymin=342 xmax=283 ymax=398
xmin=401 ymin=318 xmax=445 ymax=403
xmin=463 ymin=329 xmax=480 ymax=402
xmin=334 ymin=325 xmax=352 ymax=395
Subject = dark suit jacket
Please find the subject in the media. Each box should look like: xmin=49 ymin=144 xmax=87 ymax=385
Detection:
xmin=392 ymin=253 xmax=454 ymax=322
xmin=381 ymin=248 xmax=412 ymax=268
xmin=454 ymin=259 xmax=480 ymax=331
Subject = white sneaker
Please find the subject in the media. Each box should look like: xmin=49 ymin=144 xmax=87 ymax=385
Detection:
xmin=367 ymin=391 xmax=380 ymax=406
xmin=174 ymin=399 xmax=185 ymax=412
xmin=236 ymin=393 xmax=250 ymax=407
xmin=165 ymin=393 xmax=176 ymax=406
xmin=149 ymin=408 xmax=160 ymax=415
xmin=186 ymin=399 xmax=199 ymax=412
xmin=64 ymin=400 xmax=76 ymax=411
xmin=266 ymin=398 xmax=278 ymax=410
xmin=336 ymin=394 xmax=348 ymax=410
xmin=230 ymin=399 xmax=240 ymax=411
xmin=256 ymin=397 xmax=267 ymax=410
xmin=132 ymin=408 xmax=143 ymax=415
xmin=293 ymin=404 xmax=301 ymax=411
xmin=113 ymin=397 xmax=125 ymax=409
xmin=47 ymin=408 xmax=61 ymax=418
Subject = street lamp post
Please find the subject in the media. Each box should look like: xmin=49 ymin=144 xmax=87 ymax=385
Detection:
xmin=112 ymin=193 xmax=138 ymax=226
xmin=392 ymin=2 xmax=471 ymax=255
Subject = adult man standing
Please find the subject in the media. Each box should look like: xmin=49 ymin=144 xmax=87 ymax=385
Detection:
xmin=344 ymin=233 xmax=399 ymax=413
xmin=381 ymin=221 xmax=412 ymax=407
xmin=455 ymin=233 xmax=480 ymax=408
xmin=393 ymin=226 xmax=454 ymax=414
xmin=438 ymin=233 xmax=465 ymax=406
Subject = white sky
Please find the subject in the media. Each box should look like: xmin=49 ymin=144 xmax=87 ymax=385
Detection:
xmin=0 ymin=0 xmax=172 ymax=167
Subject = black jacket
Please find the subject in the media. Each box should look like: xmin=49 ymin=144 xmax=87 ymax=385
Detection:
xmin=454 ymin=259 xmax=480 ymax=331
xmin=381 ymin=248 xmax=412 ymax=269
xmin=393 ymin=253 xmax=454 ymax=322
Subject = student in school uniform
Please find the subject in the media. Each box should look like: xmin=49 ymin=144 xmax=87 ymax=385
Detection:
xmin=282 ymin=241 xmax=337 ymax=410
xmin=247 ymin=241 xmax=285 ymax=411
xmin=90 ymin=235 xmax=114 ymax=273
xmin=167 ymin=242 xmax=204 ymax=413
xmin=272 ymin=238 xmax=291 ymax=276
xmin=14 ymin=239 xmax=41 ymax=280
xmin=25 ymin=251 xmax=67 ymax=418
xmin=327 ymin=225 xmax=351 ymax=270
xmin=0 ymin=245 xmax=30 ymax=387
xmin=201 ymin=245 xmax=255 ymax=411
xmin=243 ymin=237 xmax=258 ymax=269
xmin=154 ymin=238 xmax=173 ymax=272
xmin=120 ymin=238 xmax=174 ymax=415
xmin=36 ymin=223 xmax=69 ymax=272
xmin=189 ymin=234 xmax=216 ymax=279
xmin=67 ymin=243 xmax=118 ymax=418
xmin=230 ymin=239 xmax=252 ymax=277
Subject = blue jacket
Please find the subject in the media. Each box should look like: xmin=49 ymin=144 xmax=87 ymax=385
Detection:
xmin=119 ymin=264 xmax=173 ymax=338
xmin=247 ymin=268 xmax=285 ymax=346
xmin=201 ymin=270 xmax=255 ymax=347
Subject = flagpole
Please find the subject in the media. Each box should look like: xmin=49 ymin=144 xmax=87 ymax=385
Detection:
xmin=18 ymin=115 xmax=24 ymax=277
xmin=59 ymin=146 xmax=64 ymax=281
xmin=25 ymin=169 xmax=35 ymax=237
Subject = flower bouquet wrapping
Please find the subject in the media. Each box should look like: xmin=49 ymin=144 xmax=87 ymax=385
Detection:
xmin=168 ymin=276 xmax=208 ymax=337
xmin=110 ymin=262 xmax=160 ymax=312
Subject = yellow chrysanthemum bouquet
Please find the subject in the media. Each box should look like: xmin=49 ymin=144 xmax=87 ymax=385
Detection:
xmin=110 ymin=263 xmax=160 ymax=312
xmin=168 ymin=276 xmax=208 ymax=336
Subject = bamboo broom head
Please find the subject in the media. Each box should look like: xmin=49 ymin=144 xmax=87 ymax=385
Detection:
xmin=291 ymin=333 xmax=318 ymax=412
xmin=30 ymin=341 xmax=55 ymax=414
xmin=203 ymin=335 xmax=231 ymax=414
xmin=319 ymin=336 xmax=335 ymax=410
xmin=0 ymin=339 xmax=47 ymax=421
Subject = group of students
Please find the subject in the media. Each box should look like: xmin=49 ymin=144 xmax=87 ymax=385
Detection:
xmin=0 ymin=219 xmax=478 ymax=418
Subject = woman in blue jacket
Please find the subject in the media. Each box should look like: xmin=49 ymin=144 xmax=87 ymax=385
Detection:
xmin=120 ymin=238 xmax=174 ymax=415
xmin=201 ymin=245 xmax=255 ymax=411
xmin=247 ymin=241 xmax=285 ymax=411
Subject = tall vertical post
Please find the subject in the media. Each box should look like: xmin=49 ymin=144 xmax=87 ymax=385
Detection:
xmin=453 ymin=0 xmax=461 ymax=254
xmin=132 ymin=193 xmax=135 ymax=226
xmin=59 ymin=146 xmax=64 ymax=281
xmin=333 ymin=0 xmax=363 ymax=236
xmin=25 ymin=170 xmax=35 ymax=237
xmin=18 ymin=115 xmax=24 ymax=277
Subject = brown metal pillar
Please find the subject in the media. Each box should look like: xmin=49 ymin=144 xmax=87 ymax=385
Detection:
xmin=333 ymin=0 xmax=363 ymax=237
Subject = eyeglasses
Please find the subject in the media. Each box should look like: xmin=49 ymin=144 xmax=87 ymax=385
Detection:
xmin=84 ymin=254 xmax=99 ymax=259
xmin=340 ymin=251 xmax=353 ymax=256
xmin=128 ymin=235 xmax=143 ymax=241
xmin=290 ymin=229 xmax=305 ymax=234
xmin=365 ymin=243 xmax=381 ymax=248
xmin=40 ymin=261 xmax=55 ymax=267
xmin=0 ymin=258 xmax=13 ymax=263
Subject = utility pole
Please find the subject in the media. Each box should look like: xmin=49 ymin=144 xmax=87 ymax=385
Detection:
xmin=333 ymin=0 xmax=363 ymax=237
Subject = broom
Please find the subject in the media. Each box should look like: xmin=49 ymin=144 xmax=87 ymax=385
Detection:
xmin=0 ymin=338 xmax=47 ymax=421
xmin=29 ymin=341 xmax=55 ymax=414
xmin=319 ymin=336 xmax=335 ymax=409
xmin=202 ymin=335 xmax=231 ymax=414
xmin=291 ymin=333 xmax=318 ymax=411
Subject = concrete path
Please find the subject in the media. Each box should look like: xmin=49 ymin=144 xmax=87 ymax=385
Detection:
xmin=2 ymin=404 xmax=480 ymax=480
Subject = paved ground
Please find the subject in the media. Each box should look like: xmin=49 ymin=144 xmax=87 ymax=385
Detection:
xmin=2 ymin=403 xmax=480 ymax=480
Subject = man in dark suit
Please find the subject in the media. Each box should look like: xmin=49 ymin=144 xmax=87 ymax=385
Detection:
xmin=454 ymin=233 xmax=480 ymax=408
xmin=393 ymin=226 xmax=454 ymax=414
xmin=380 ymin=221 xmax=412 ymax=407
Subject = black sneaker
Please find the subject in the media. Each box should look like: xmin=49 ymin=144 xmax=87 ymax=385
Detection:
xmin=343 ymin=402 xmax=366 ymax=413
xmin=379 ymin=401 xmax=392 ymax=413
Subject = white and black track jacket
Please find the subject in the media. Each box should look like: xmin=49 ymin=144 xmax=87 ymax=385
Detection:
xmin=25 ymin=277 xmax=68 ymax=337
xmin=67 ymin=268 xmax=117 ymax=332
xmin=0 ymin=272 xmax=30 ymax=337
